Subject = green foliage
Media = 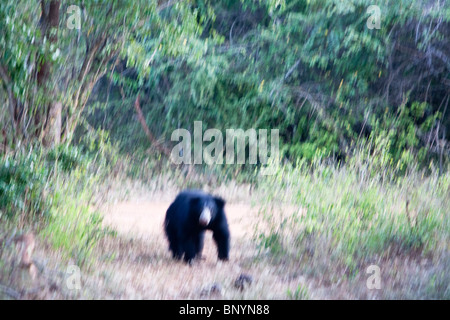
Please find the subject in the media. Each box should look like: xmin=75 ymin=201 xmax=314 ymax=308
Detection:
xmin=90 ymin=0 xmax=449 ymax=171
xmin=41 ymin=168 xmax=112 ymax=267
xmin=1 ymin=0 xmax=449 ymax=297
xmin=47 ymin=144 xmax=89 ymax=172
xmin=1 ymin=0 xmax=217 ymax=146
xmin=287 ymin=283 xmax=310 ymax=300
xmin=0 ymin=144 xmax=113 ymax=266
xmin=0 ymin=151 xmax=51 ymax=220
xmin=256 ymin=155 xmax=449 ymax=275
xmin=258 ymin=230 xmax=284 ymax=255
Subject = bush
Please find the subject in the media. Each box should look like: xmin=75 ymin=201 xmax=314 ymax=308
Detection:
xmin=46 ymin=144 xmax=89 ymax=173
xmin=1 ymin=146 xmax=112 ymax=266
xmin=256 ymin=154 xmax=449 ymax=273
xmin=0 ymin=150 xmax=51 ymax=220
xmin=41 ymin=181 xmax=111 ymax=266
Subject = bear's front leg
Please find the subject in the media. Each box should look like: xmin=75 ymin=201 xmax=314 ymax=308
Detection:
xmin=183 ymin=237 xmax=197 ymax=264
xmin=194 ymin=231 xmax=205 ymax=259
xmin=213 ymin=228 xmax=230 ymax=261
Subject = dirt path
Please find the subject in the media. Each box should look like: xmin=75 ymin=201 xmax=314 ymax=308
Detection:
xmin=94 ymin=197 xmax=310 ymax=299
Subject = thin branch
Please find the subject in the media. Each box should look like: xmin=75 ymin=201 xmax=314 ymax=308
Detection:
xmin=284 ymin=59 xmax=301 ymax=81
xmin=269 ymin=58 xmax=301 ymax=98
xmin=134 ymin=95 xmax=171 ymax=157
xmin=0 ymin=64 xmax=18 ymax=133
xmin=230 ymin=19 xmax=237 ymax=46
xmin=157 ymin=0 xmax=185 ymax=12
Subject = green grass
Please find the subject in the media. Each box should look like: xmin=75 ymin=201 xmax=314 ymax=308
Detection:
xmin=0 ymin=145 xmax=114 ymax=268
xmin=287 ymin=284 xmax=310 ymax=300
xmin=40 ymin=172 xmax=110 ymax=267
xmin=255 ymin=156 xmax=449 ymax=297
xmin=1 ymin=140 xmax=448 ymax=298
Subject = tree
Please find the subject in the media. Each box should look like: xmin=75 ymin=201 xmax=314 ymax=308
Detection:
xmin=0 ymin=0 xmax=211 ymax=149
xmin=101 ymin=0 xmax=448 ymax=167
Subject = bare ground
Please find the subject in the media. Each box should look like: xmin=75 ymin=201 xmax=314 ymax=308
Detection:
xmin=4 ymin=183 xmax=443 ymax=299
xmin=90 ymin=195 xmax=312 ymax=299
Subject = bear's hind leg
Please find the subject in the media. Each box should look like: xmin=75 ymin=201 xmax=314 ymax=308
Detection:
xmin=167 ymin=232 xmax=183 ymax=260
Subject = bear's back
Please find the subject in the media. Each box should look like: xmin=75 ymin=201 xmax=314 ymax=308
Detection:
xmin=166 ymin=190 xmax=211 ymax=221
xmin=176 ymin=189 xmax=210 ymax=200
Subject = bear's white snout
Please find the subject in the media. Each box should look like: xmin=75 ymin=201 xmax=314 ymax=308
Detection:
xmin=199 ymin=207 xmax=212 ymax=226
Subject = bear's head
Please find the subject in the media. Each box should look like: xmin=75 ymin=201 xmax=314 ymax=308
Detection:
xmin=191 ymin=195 xmax=225 ymax=227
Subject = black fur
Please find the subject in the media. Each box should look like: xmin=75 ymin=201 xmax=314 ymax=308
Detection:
xmin=164 ymin=190 xmax=230 ymax=263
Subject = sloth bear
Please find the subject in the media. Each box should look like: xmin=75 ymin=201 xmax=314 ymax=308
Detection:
xmin=164 ymin=190 xmax=230 ymax=264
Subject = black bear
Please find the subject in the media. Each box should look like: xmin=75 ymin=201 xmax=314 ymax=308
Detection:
xmin=164 ymin=190 xmax=230 ymax=263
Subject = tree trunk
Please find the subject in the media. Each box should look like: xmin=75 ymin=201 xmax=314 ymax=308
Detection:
xmin=38 ymin=0 xmax=62 ymax=148
xmin=42 ymin=102 xmax=62 ymax=148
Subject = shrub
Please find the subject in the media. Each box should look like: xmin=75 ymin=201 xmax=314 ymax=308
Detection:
xmin=46 ymin=144 xmax=89 ymax=173
xmin=0 ymin=151 xmax=51 ymax=220
xmin=256 ymin=155 xmax=449 ymax=274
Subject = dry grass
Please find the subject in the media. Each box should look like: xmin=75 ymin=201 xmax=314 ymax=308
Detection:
xmin=88 ymin=190 xmax=312 ymax=299
xmin=0 ymin=182 xmax=313 ymax=300
xmin=1 ymin=171 xmax=447 ymax=300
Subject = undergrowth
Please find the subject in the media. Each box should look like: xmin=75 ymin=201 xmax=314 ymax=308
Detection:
xmin=0 ymin=140 xmax=116 ymax=267
xmin=255 ymin=149 xmax=449 ymax=298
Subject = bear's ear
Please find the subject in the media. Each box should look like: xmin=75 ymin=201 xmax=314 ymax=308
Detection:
xmin=214 ymin=197 xmax=226 ymax=210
